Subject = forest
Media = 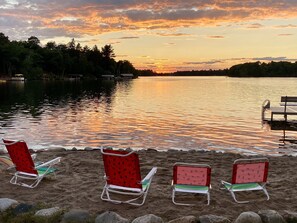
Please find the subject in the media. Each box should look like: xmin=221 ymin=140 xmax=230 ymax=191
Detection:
xmin=227 ymin=61 xmax=297 ymax=77
xmin=0 ymin=33 xmax=137 ymax=80
xmin=1 ymin=32 xmax=297 ymax=79
xmin=170 ymin=61 xmax=297 ymax=77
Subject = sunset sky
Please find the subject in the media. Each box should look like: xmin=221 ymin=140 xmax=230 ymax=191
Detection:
xmin=1 ymin=0 xmax=297 ymax=72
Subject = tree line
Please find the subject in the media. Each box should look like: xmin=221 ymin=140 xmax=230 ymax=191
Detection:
xmin=0 ymin=33 xmax=137 ymax=80
xmin=228 ymin=61 xmax=297 ymax=77
xmin=166 ymin=62 xmax=297 ymax=77
xmin=1 ymin=33 xmax=296 ymax=78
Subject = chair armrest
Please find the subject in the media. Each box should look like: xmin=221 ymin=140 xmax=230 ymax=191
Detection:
xmin=31 ymin=154 xmax=37 ymax=160
xmin=141 ymin=167 xmax=157 ymax=183
xmin=280 ymin=102 xmax=297 ymax=106
xmin=100 ymin=148 xmax=135 ymax=157
xmin=35 ymin=157 xmax=61 ymax=168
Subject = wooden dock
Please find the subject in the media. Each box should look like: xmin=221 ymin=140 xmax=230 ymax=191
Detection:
xmin=262 ymin=96 xmax=297 ymax=122
xmin=262 ymin=96 xmax=297 ymax=146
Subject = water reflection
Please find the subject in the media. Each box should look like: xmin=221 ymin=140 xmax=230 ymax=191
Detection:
xmin=263 ymin=120 xmax=297 ymax=153
xmin=0 ymin=80 xmax=117 ymax=120
xmin=1 ymin=77 xmax=297 ymax=155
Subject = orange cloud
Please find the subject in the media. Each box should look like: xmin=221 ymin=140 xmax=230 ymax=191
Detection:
xmin=2 ymin=0 xmax=297 ymax=39
xmin=278 ymin=33 xmax=293 ymax=36
xmin=207 ymin=35 xmax=224 ymax=39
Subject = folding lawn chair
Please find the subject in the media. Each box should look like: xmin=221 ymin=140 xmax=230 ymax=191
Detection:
xmin=221 ymin=158 xmax=270 ymax=203
xmin=0 ymin=154 xmax=37 ymax=170
xmin=100 ymin=148 xmax=157 ymax=206
xmin=2 ymin=139 xmax=61 ymax=188
xmin=172 ymin=162 xmax=211 ymax=206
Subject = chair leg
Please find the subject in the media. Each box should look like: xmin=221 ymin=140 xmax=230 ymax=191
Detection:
xmin=262 ymin=187 xmax=270 ymax=201
xmin=123 ymin=193 xmax=146 ymax=206
xmin=230 ymin=190 xmax=249 ymax=204
xmin=100 ymin=187 xmax=122 ymax=204
xmin=172 ymin=189 xmax=209 ymax=206
xmin=10 ymin=174 xmax=17 ymax=185
xmin=10 ymin=174 xmax=42 ymax=189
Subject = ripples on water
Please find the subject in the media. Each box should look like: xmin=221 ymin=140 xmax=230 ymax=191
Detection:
xmin=1 ymin=77 xmax=297 ymax=155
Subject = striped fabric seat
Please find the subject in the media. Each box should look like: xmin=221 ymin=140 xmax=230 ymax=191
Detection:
xmin=221 ymin=158 xmax=270 ymax=203
xmin=172 ymin=163 xmax=211 ymax=206
xmin=36 ymin=166 xmax=57 ymax=175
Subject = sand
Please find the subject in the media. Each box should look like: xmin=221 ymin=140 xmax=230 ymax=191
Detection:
xmin=0 ymin=149 xmax=296 ymax=222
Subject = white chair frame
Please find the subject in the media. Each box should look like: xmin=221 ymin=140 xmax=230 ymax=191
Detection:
xmin=172 ymin=162 xmax=211 ymax=206
xmin=100 ymin=149 xmax=157 ymax=206
xmin=2 ymin=139 xmax=61 ymax=188
xmin=221 ymin=158 xmax=270 ymax=203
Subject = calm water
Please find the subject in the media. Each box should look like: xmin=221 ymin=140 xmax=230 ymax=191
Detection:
xmin=1 ymin=77 xmax=297 ymax=155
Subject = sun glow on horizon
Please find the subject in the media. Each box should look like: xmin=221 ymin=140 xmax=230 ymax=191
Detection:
xmin=1 ymin=0 xmax=297 ymax=72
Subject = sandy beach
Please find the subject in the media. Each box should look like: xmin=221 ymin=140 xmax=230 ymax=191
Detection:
xmin=0 ymin=149 xmax=296 ymax=222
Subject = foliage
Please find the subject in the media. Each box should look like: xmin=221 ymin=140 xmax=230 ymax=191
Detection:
xmin=228 ymin=61 xmax=297 ymax=77
xmin=0 ymin=33 xmax=137 ymax=79
xmin=136 ymin=69 xmax=158 ymax=76
xmin=171 ymin=69 xmax=227 ymax=76
xmin=1 ymin=33 xmax=296 ymax=78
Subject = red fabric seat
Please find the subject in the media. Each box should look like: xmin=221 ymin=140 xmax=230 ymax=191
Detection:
xmin=101 ymin=148 xmax=157 ymax=206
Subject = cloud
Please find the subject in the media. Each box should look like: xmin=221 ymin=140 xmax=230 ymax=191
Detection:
xmin=251 ymin=56 xmax=297 ymax=61
xmin=118 ymin=36 xmax=139 ymax=39
xmin=2 ymin=0 xmax=297 ymax=40
xmin=115 ymin=54 xmax=129 ymax=58
xmin=207 ymin=35 xmax=224 ymax=39
xmin=156 ymin=32 xmax=190 ymax=37
xmin=182 ymin=56 xmax=297 ymax=68
xmin=164 ymin=42 xmax=176 ymax=46
xmin=278 ymin=33 xmax=293 ymax=36
xmin=274 ymin=24 xmax=297 ymax=28
xmin=107 ymin=41 xmax=121 ymax=45
xmin=184 ymin=60 xmax=223 ymax=65
xmin=246 ymin=23 xmax=264 ymax=29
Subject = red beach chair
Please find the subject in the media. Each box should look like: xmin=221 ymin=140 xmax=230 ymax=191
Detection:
xmin=2 ymin=139 xmax=61 ymax=188
xmin=221 ymin=158 xmax=269 ymax=203
xmin=101 ymin=148 xmax=157 ymax=206
xmin=172 ymin=162 xmax=211 ymax=205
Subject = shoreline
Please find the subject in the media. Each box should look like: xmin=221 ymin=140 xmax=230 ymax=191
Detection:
xmin=1 ymin=145 xmax=294 ymax=157
xmin=1 ymin=149 xmax=297 ymax=221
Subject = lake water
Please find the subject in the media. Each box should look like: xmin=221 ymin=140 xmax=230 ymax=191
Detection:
xmin=1 ymin=76 xmax=297 ymax=155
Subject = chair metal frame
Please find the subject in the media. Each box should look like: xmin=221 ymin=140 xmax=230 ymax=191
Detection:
xmin=100 ymin=148 xmax=157 ymax=206
xmin=2 ymin=139 xmax=61 ymax=188
xmin=221 ymin=158 xmax=270 ymax=203
xmin=172 ymin=162 xmax=211 ymax=206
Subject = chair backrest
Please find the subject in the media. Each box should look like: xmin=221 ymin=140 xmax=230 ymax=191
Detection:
xmin=281 ymin=96 xmax=297 ymax=103
xmin=232 ymin=158 xmax=269 ymax=184
xmin=101 ymin=149 xmax=142 ymax=189
xmin=173 ymin=163 xmax=211 ymax=186
xmin=2 ymin=139 xmax=37 ymax=175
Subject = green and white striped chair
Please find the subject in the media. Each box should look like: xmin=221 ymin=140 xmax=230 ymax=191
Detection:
xmin=172 ymin=162 xmax=211 ymax=206
xmin=221 ymin=158 xmax=270 ymax=203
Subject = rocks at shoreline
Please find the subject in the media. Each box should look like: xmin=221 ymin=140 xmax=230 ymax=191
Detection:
xmin=0 ymin=198 xmax=18 ymax=212
xmin=0 ymin=197 xmax=297 ymax=223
